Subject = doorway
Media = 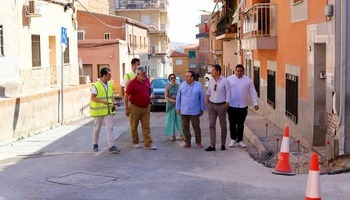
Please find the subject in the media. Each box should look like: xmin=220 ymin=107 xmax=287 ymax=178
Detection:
xmin=313 ymin=43 xmax=327 ymax=146
xmin=49 ymin=36 xmax=57 ymax=85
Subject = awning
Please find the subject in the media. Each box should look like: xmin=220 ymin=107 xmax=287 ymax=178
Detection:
xmin=232 ymin=0 xmax=245 ymax=24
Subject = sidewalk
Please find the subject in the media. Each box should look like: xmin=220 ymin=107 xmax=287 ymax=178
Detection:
xmin=243 ymin=110 xmax=313 ymax=174
xmin=244 ymin=109 xmax=350 ymax=175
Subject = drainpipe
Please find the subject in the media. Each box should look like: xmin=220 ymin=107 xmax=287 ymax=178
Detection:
xmin=132 ymin=24 xmax=134 ymax=57
xmin=337 ymin=0 xmax=347 ymax=155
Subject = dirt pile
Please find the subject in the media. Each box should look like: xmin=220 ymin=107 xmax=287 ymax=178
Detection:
xmin=244 ymin=110 xmax=350 ymax=175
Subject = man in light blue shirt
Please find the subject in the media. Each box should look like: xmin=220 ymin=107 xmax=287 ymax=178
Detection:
xmin=176 ymin=71 xmax=205 ymax=148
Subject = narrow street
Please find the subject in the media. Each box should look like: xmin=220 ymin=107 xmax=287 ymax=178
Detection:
xmin=0 ymin=107 xmax=349 ymax=200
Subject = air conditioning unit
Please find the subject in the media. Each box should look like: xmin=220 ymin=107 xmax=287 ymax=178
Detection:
xmin=26 ymin=0 xmax=41 ymax=17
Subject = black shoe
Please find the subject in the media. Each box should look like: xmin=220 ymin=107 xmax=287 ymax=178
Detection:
xmin=93 ymin=144 xmax=98 ymax=152
xmin=205 ymin=146 xmax=216 ymax=151
xmin=109 ymin=145 xmax=121 ymax=154
xmin=220 ymin=145 xmax=226 ymax=151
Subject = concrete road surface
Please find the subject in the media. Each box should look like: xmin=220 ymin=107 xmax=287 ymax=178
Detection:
xmin=0 ymin=107 xmax=349 ymax=200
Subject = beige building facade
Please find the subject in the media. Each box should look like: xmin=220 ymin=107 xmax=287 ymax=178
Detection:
xmin=170 ymin=51 xmax=189 ymax=81
xmin=115 ymin=0 xmax=171 ymax=78
xmin=0 ymin=0 xmax=85 ymax=145
xmin=196 ymin=14 xmax=214 ymax=76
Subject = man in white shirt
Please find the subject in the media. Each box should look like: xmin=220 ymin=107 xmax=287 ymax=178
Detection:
xmin=227 ymin=64 xmax=259 ymax=148
xmin=205 ymin=64 xmax=231 ymax=151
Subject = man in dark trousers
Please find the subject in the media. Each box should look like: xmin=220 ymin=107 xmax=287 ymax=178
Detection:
xmin=227 ymin=64 xmax=259 ymax=148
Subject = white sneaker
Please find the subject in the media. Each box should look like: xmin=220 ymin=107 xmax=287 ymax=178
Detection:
xmin=132 ymin=144 xmax=141 ymax=148
xmin=229 ymin=140 xmax=237 ymax=147
xmin=145 ymin=146 xmax=157 ymax=150
xmin=238 ymin=141 xmax=247 ymax=148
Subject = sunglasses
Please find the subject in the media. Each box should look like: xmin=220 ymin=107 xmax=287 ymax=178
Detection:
xmin=214 ymin=84 xmax=217 ymax=91
xmin=170 ymin=77 xmax=176 ymax=80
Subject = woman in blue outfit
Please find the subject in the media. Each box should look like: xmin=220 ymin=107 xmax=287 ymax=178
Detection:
xmin=165 ymin=74 xmax=184 ymax=141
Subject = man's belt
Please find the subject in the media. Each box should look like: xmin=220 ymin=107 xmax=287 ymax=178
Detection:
xmin=209 ymin=101 xmax=226 ymax=105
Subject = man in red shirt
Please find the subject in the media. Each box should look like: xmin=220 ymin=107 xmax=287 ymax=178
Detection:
xmin=124 ymin=65 xmax=157 ymax=150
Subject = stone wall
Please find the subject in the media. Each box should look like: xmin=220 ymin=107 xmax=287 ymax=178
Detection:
xmin=0 ymin=84 xmax=91 ymax=145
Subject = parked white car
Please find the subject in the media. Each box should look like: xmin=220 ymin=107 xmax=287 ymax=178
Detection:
xmin=204 ymin=72 xmax=212 ymax=87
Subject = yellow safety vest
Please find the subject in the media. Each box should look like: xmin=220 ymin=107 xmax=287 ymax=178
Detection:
xmin=90 ymin=80 xmax=115 ymax=117
xmin=124 ymin=72 xmax=135 ymax=87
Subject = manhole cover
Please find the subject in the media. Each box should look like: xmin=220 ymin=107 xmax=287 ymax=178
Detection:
xmin=46 ymin=172 xmax=118 ymax=187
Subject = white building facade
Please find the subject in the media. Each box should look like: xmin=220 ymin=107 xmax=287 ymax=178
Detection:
xmin=0 ymin=0 xmax=79 ymax=97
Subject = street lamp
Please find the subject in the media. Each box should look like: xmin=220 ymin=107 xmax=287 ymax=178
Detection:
xmin=198 ymin=9 xmax=211 ymax=14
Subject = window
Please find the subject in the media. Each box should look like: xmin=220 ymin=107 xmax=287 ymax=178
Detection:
xmin=0 ymin=25 xmax=3 ymax=56
xmin=253 ymin=66 xmax=260 ymax=97
xmin=98 ymin=64 xmax=109 ymax=74
xmin=267 ymin=70 xmax=276 ymax=109
xmin=285 ymin=73 xmax=298 ymax=124
xmin=141 ymin=15 xmax=151 ymax=25
xmin=188 ymin=51 xmax=196 ymax=59
xmin=140 ymin=36 xmax=142 ymax=48
xmin=176 ymin=59 xmax=182 ymax=65
xmin=293 ymin=0 xmax=303 ymax=5
xmin=31 ymin=35 xmax=41 ymax=67
xmin=246 ymin=59 xmax=252 ymax=78
xmin=77 ymin=31 xmax=85 ymax=40
xmin=64 ymin=37 xmax=70 ymax=64
xmin=291 ymin=0 xmax=307 ymax=22
xmin=104 ymin=33 xmax=110 ymax=40
xmin=189 ymin=63 xmax=196 ymax=68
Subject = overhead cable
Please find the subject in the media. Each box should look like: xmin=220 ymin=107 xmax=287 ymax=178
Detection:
xmin=76 ymin=0 xmax=126 ymax=29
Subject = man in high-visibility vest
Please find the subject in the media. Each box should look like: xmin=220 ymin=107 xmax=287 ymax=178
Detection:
xmin=90 ymin=67 xmax=120 ymax=154
xmin=121 ymin=58 xmax=140 ymax=97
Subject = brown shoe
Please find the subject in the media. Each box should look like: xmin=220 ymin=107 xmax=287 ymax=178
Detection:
xmin=169 ymin=136 xmax=176 ymax=141
xmin=182 ymin=143 xmax=191 ymax=148
xmin=177 ymin=135 xmax=185 ymax=141
xmin=196 ymin=143 xmax=203 ymax=148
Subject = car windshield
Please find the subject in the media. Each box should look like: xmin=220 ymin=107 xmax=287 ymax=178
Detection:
xmin=152 ymin=79 xmax=169 ymax=88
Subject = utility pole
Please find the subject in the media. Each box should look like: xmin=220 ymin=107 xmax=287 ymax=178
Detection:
xmin=61 ymin=27 xmax=67 ymax=124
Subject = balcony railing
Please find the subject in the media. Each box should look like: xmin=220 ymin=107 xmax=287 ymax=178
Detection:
xmin=116 ymin=0 xmax=168 ymax=10
xmin=215 ymin=16 xmax=227 ymax=36
xmin=242 ymin=3 xmax=277 ymax=38
xmin=196 ymin=32 xmax=209 ymax=39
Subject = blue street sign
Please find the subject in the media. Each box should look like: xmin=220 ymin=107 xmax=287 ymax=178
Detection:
xmin=61 ymin=27 xmax=67 ymax=45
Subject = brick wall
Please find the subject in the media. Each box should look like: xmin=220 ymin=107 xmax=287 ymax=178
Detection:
xmin=0 ymin=84 xmax=91 ymax=145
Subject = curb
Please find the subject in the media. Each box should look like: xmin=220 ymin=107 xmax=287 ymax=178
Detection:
xmin=244 ymin=125 xmax=267 ymax=160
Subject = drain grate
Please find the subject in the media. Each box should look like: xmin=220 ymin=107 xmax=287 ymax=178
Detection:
xmin=46 ymin=172 xmax=118 ymax=187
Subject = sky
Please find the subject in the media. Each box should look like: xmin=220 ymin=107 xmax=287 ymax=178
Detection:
xmin=168 ymin=0 xmax=216 ymax=44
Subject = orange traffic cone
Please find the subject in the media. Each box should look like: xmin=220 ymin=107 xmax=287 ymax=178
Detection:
xmin=305 ymin=153 xmax=321 ymax=200
xmin=272 ymin=125 xmax=295 ymax=175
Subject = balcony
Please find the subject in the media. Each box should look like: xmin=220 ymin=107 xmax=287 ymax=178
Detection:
xmin=214 ymin=5 xmax=238 ymax=41
xmin=196 ymin=32 xmax=209 ymax=39
xmin=241 ymin=3 xmax=277 ymax=50
xmin=116 ymin=0 xmax=168 ymax=10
